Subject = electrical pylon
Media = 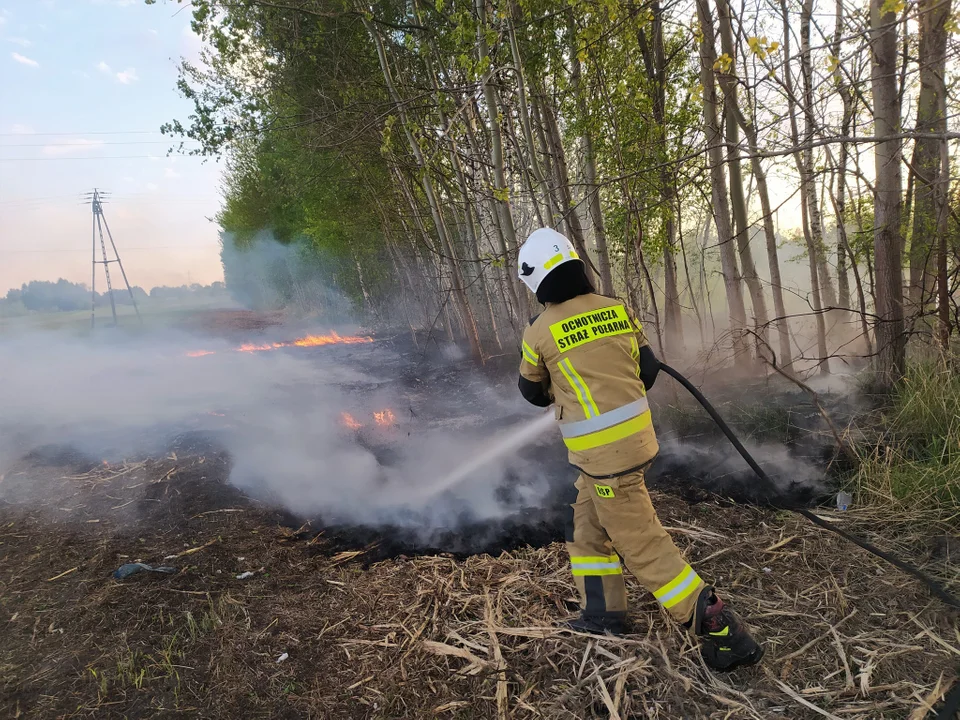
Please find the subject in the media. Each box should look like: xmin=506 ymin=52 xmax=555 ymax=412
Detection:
xmin=83 ymin=188 xmax=141 ymax=328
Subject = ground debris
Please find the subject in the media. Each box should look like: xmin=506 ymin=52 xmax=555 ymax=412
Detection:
xmin=162 ymin=537 xmax=219 ymax=560
xmin=1 ymin=450 xmax=957 ymax=718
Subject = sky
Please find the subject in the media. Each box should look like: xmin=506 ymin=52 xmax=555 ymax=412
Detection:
xmin=0 ymin=0 xmax=224 ymax=295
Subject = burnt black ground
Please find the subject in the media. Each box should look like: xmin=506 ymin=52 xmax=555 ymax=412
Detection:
xmin=10 ymin=330 xmax=846 ymax=559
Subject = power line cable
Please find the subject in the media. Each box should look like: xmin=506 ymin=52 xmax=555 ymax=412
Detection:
xmin=0 ymin=155 xmax=210 ymax=161
xmin=1 ymin=246 xmax=220 ymax=253
xmin=0 ymin=130 xmax=163 ymax=136
xmin=0 ymin=140 xmax=202 ymax=147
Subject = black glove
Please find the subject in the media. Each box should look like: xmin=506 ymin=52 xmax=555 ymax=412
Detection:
xmin=638 ymin=345 xmax=661 ymax=391
xmin=518 ymin=375 xmax=552 ymax=407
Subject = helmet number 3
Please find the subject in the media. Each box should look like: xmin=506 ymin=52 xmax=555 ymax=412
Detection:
xmin=554 ymin=245 xmax=560 ymax=252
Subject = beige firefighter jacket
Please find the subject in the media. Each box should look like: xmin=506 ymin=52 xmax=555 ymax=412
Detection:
xmin=519 ymin=293 xmax=659 ymax=478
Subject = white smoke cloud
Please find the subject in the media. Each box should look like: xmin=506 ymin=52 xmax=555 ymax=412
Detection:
xmin=0 ymin=328 xmax=558 ymax=533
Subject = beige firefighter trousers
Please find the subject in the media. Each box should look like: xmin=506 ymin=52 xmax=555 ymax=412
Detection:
xmin=566 ymin=469 xmax=705 ymax=624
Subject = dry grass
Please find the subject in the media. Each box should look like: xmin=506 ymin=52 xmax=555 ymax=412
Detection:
xmin=1 ymin=454 xmax=958 ymax=718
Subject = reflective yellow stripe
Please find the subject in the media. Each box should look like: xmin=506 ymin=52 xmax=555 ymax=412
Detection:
xmin=570 ymin=552 xmax=621 ymax=576
xmin=570 ymin=555 xmax=619 ymax=563
xmin=521 ymin=341 xmax=539 ymax=366
xmin=560 ymin=399 xmax=649 ymax=438
xmin=558 ymin=358 xmax=599 ymax=418
xmin=709 ymin=626 xmax=730 ymax=637
xmin=654 ymin=566 xmax=695 ymax=599
xmin=543 ymin=252 xmax=564 ymax=270
xmin=653 ymin=565 xmax=703 ymax=609
xmin=563 ymin=411 xmax=652 ymax=452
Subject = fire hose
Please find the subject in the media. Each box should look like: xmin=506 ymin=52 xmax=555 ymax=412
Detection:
xmin=659 ymin=363 xmax=960 ymax=718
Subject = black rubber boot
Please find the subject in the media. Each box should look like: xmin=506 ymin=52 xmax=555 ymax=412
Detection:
xmin=692 ymin=587 xmax=764 ymax=671
xmin=564 ymin=612 xmax=628 ymax=636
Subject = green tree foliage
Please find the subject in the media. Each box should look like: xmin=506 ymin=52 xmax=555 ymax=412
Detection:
xmin=158 ymin=0 xmax=958 ymax=376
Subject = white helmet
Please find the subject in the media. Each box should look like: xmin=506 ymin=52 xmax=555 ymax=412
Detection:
xmin=517 ymin=228 xmax=581 ymax=293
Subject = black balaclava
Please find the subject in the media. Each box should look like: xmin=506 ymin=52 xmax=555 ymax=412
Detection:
xmin=535 ymin=259 xmax=595 ymax=305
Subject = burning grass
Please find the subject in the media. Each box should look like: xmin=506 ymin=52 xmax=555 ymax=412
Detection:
xmin=188 ymin=330 xmax=374 ymax=358
xmin=1 ymin=449 xmax=958 ymax=718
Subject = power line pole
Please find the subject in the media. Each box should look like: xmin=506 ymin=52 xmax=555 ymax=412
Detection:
xmin=84 ymin=188 xmax=141 ymax=328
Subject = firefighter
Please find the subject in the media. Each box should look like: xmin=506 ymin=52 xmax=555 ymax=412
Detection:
xmin=516 ymin=227 xmax=763 ymax=671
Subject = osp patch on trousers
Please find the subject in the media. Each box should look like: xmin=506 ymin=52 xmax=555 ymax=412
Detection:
xmin=565 ymin=469 xmax=705 ymax=624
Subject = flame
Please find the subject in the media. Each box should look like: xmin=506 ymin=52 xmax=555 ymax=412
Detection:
xmin=187 ymin=332 xmax=374 ymax=358
xmin=293 ymin=332 xmax=374 ymax=348
xmin=236 ymin=343 xmax=280 ymax=353
xmin=341 ymin=412 xmax=363 ymax=430
xmin=373 ymin=409 xmax=396 ymax=426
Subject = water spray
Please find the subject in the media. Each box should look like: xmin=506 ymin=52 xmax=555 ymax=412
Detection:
xmin=409 ymin=411 xmax=556 ymax=502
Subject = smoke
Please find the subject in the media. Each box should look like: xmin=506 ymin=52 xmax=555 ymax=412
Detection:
xmin=1 ymin=320 xmax=832 ymax=550
xmin=651 ymin=437 xmax=827 ymax=507
xmin=0 ymin=328 xmax=562 ymax=535
xmin=220 ymin=231 xmax=357 ymax=319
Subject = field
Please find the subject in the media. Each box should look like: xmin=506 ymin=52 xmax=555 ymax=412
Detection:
xmin=0 ymin=296 xmax=239 ymax=336
xmin=1 ymin=312 xmax=958 ymax=719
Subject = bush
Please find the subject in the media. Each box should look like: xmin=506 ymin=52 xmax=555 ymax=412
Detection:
xmin=851 ymin=361 xmax=960 ymax=508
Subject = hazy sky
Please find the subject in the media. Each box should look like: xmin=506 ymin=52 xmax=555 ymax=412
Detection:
xmin=0 ymin=0 xmax=818 ymax=301
xmin=0 ymin=0 xmax=224 ymax=295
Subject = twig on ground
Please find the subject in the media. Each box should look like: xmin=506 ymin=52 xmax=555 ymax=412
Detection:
xmin=777 ymin=611 xmax=857 ymax=663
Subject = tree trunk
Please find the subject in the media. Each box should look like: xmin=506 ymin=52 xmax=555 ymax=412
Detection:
xmin=460 ymin=97 xmax=525 ymax=327
xmin=637 ymin=0 xmax=683 ymax=356
xmin=715 ymin=0 xmax=769 ymax=357
xmin=394 ymin=170 xmax=459 ymax=343
xmin=537 ymin=89 xmax=597 ymax=286
xmin=909 ymin=0 xmax=951 ymax=317
xmin=424 ymin=48 xmax=505 ymax=350
xmin=734 ymin=113 xmax=792 ymax=369
xmin=568 ymin=14 xmax=613 ymax=295
xmin=624 ymin=214 xmax=644 ymax=320
xmin=780 ymin=0 xmax=829 ymax=372
xmin=800 ymin=0 xmax=838 ymax=308
xmin=365 ymin=20 xmax=484 ymax=361
xmin=507 ymin=12 xmax=558 ymax=222
xmin=870 ymin=0 xmax=906 ymax=388
xmin=679 ymin=211 xmax=707 ymax=349
xmin=826 ymin=159 xmax=875 ymax=357
xmin=835 ymin=171 xmax=851 ymax=309
xmin=937 ymin=136 xmax=951 ymax=348
xmin=695 ymin=0 xmax=748 ymax=358
xmin=474 ymin=0 xmax=527 ymax=321
xmin=830 ymin=0 xmax=854 ymax=312
xmin=701 ymin=213 xmax=719 ymax=345
xmin=634 ymin=218 xmax=665 ymax=356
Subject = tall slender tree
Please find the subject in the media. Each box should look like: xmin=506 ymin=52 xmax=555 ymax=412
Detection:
xmin=870 ymin=0 xmax=906 ymax=386
xmin=696 ymin=0 xmax=748 ymax=357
